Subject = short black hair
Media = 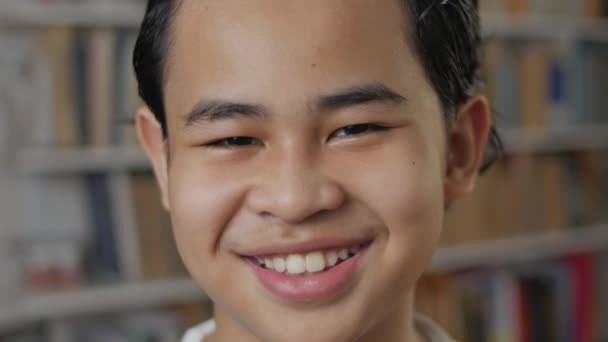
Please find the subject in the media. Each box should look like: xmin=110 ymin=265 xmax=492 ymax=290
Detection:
xmin=133 ymin=0 xmax=503 ymax=173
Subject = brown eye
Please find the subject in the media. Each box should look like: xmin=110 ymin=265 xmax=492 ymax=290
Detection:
xmin=331 ymin=124 xmax=389 ymax=138
xmin=206 ymin=137 xmax=262 ymax=148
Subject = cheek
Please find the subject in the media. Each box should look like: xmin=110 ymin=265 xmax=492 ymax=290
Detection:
xmin=380 ymin=164 xmax=444 ymax=261
xmin=354 ymin=129 xmax=444 ymax=232
xmin=351 ymin=133 xmax=445 ymax=281
xmin=165 ymin=154 xmax=244 ymax=282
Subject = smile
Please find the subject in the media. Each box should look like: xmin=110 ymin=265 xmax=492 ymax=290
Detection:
xmin=252 ymin=245 xmax=363 ymax=275
xmin=244 ymin=241 xmax=373 ymax=302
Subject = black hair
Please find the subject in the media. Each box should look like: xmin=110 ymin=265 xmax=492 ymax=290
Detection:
xmin=133 ymin=0 xmax=503 ymax=173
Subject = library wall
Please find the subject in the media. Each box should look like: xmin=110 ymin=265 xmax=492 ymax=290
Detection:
xmin=0 ymin=0 xmax=607 ymax=341
xmin=0 ymin=2 xmax=211 ymax=341
xmin=417 ymin=1 xmax=608 ymax=341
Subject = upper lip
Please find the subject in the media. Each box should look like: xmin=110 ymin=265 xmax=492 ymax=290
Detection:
xmin=238 ymin=236 xmax=374 ymax=257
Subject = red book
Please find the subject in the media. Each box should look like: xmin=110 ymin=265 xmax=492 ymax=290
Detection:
xmin=565 ymin=253 xmax=597 ymax=342
xmin=518 ymin=279 xmax=531 ymax=342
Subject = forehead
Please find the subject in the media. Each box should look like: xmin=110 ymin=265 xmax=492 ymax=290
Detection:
xmin=165 ymin=0 xmax=428 ymax=119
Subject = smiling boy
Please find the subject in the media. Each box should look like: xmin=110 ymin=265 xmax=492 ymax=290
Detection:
xmin=133 ymin=0 xmax=499 ymax=341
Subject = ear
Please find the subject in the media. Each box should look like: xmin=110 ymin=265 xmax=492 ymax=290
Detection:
xmin=135 ymin=106 xmax=171 ymax=210
xmin=444 ymin=95 xmax=492 ymax=201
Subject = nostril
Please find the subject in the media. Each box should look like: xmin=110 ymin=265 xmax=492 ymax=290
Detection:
xmin=259 ymin=211 xmax=273 ymax=219
xmin=245 ymin=174 xmax=345 ymax=224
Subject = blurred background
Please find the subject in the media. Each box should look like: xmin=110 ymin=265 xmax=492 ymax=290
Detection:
xmin=0 ymin=0 xmax=606 ymax=341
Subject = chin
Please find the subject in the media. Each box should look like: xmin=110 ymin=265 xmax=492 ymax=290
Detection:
xmin=239 ymin=289 xmax=377 ymax=342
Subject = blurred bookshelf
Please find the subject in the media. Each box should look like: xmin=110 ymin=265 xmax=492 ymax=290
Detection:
xmin=0 ymin=1 xmax=145 ymax=27
xmin=1 ymin=224 xmax=606 ymax=332
xmin=0 ymin=278 xmax=205 ymax=331
xmin=423 ymin=1 xmax=608 ymax=342
xmin=17 ymin=146 xmax=149 ymax=174
xmin=0 ymin=2 xmax=207 ymax=341
xmin=0 ymin=0 xmax=607 ymax=342
xmin=499 ymin=124 xmax=608 ymax=153
xmin=482 ymin=12 xmax=608 ymax=42
xmin=431 ymin=223 xmax=608 ymax=272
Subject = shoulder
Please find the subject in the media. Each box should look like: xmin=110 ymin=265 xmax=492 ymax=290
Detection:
xmin=181 ymin=319 xmax=216 ymax=342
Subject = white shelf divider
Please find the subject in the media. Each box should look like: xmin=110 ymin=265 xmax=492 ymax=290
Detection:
xmin=16 ymin=145 xmax=150 ymax=174
xmin=430 ymin=224 xmax=608 ymax=272
xmin=0 ymin=278 xmax=204 ymax=331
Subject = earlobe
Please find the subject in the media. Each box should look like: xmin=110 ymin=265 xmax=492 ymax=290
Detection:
xmin=135 ymin=106 xmax=171 ymax=210
xmin=444 ymin=96 xmax=492 ymax=201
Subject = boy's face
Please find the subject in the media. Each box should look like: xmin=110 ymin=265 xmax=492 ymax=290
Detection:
xmin=137 ymin=0 xmax=488 ymax=341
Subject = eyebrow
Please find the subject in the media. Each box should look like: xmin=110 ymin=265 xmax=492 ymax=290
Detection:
xmin=182 ymin=82 xmax=406 ymax=127
xmin=317 ymin=82 xmax=407 ymax=111
xmin=183 ymin=100 xmax=266 ymax=127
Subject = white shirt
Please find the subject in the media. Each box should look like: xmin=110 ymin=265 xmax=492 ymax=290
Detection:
xmin=181 ymin=313 xmax=454 ymax=342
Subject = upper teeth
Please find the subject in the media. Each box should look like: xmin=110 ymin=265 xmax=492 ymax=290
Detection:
xmin=255 ymin=246 xmax=362 ymax=275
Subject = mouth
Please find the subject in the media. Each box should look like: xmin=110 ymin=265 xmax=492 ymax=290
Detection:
xmin=242 ymin=240 xmax=373 ymax=302
xmin=247 ymin=243 xmax=367 ymax=275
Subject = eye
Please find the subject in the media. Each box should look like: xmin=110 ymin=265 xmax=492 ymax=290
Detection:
xmin=205 ymin=136 xmax=263 ymax=148
xmin=331 ymin=123 xmax=390 ymax=138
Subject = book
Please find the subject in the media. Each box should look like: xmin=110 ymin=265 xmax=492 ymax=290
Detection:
xmin=491 ymin=41 xmax=521 ymax=128
xmin=33 ymin=26 xmax=80 ymax=146
xmin=27 ymin=46 xmax=55 ymax=146
xmin=596 ymin=250 xmax=608 ymax=341
xmin=586 ymin=45 xmax=608 ymax=124
xmin=546 ymin=54 xmax=569 ymax=127
xmin=85 ymin=173 xmax=121 ymax=283
xmin=108 ymin=172 xmax=142 ymax=281
xmin=487 ymin=270 xmax=520 ymax=342
xmin=515 ymin=261 xmax=574 ymax=342
xmin=441 ymin=152 xmax=573 ymax=246
xmin=584 ymin=0 xmax=605 ymax=18
xmin=456 ymin=271 xmax=492 ymax=342
xmin=129 ymin=171 xmax=187 ymax=280
xmin=506 ymin=0 xmax=528 ymax=16
xmin=416 ymin=250 xmax=608 ymax=342
xmin=538 ymin=155 xmax=567 ymax=231
xmin=86 ymin=28 xmax=115 ymax=147
xmin=519 ymin=45 xmax=550 ymax=129
xmin=565 ymin=253 xmax=597 ymax=342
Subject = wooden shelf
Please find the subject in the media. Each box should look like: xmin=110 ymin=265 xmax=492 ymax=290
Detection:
xmin=0 ymin=1 xmax=145 ymax=28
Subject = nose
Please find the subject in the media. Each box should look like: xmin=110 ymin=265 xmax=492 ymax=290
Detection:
xmin=245 ymin=147 xmax=345 ymax=224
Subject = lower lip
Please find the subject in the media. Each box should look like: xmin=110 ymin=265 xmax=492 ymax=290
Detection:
xmin=245 ymin=245 xmax=370 ymax=303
